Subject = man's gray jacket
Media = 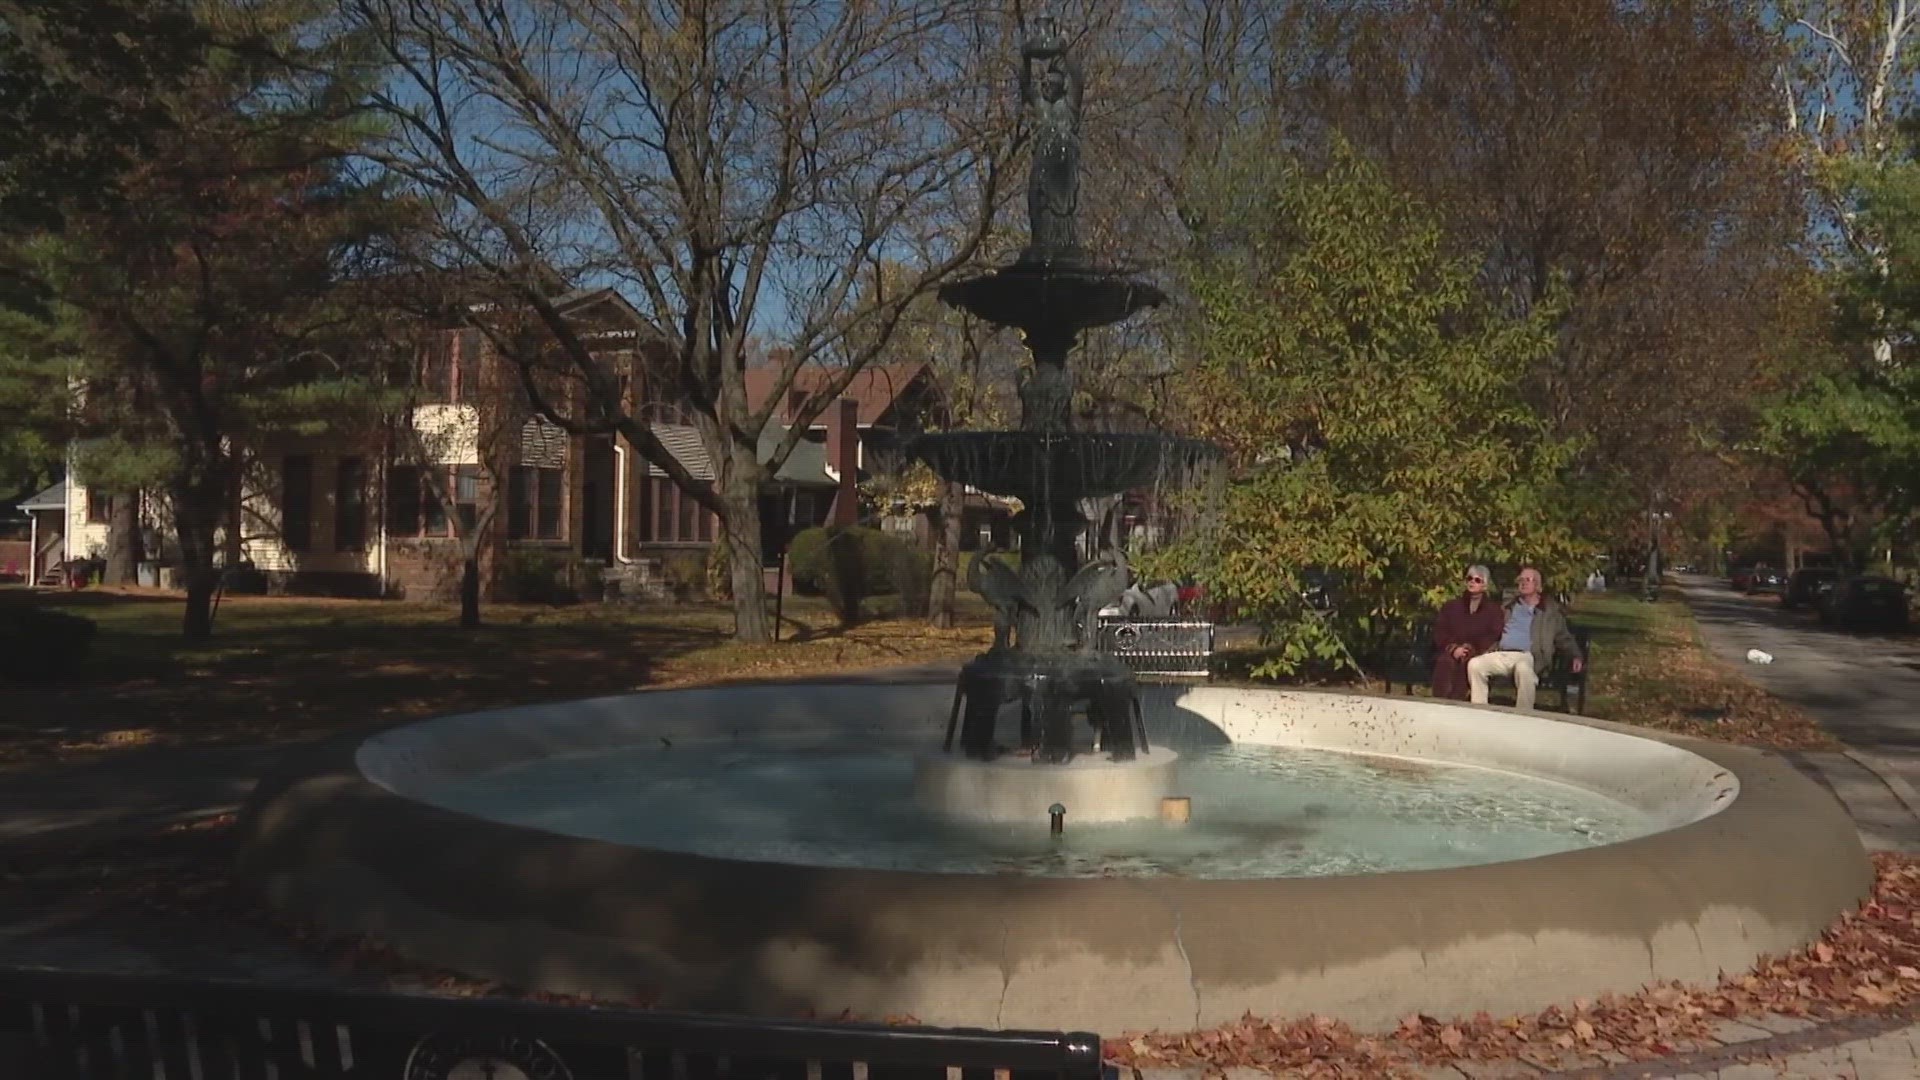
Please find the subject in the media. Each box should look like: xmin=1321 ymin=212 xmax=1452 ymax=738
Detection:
xmin=1503 ymin=596 xmax=1581 ymax=672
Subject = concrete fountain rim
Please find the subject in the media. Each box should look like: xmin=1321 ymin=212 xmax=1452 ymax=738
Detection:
xmin=237 ymin=678 xmax=1869 ymax=1033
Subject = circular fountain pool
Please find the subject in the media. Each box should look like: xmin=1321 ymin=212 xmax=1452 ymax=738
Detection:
xmin=241 ymin=680 xmax=1872 ymax=1033
xmin=408 ymin=742 xmax=1651 ymax=879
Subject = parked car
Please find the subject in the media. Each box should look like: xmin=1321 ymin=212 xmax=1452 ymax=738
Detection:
xmin=1782 ymin=567 xmax=1841 ymax=610
xmin=1748 ymin=566 xmax=1788 ymax=596
xmin=1818 ymin=575 xmax=1912 ymax=631
xmin=1729 ymin=565 xmax=1757 ymax=591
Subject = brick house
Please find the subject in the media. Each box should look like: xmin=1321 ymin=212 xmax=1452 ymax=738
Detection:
xmin=36 ymin=290 xmax=952 ymax=600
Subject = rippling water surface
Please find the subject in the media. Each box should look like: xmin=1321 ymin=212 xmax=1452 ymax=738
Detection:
xmin=413 ymin=743 xmax=1651 ymax=879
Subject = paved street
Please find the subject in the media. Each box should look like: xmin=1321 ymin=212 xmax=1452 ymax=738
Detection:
xmin=1677 ymin=573 xmax=1920 ymax=854
xmin=1679 ymin=574 xmax=1920 ymax=751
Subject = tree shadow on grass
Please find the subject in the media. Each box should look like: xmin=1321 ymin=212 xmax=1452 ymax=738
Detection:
xmin=0 ymin=594 xmax=739 ymax=763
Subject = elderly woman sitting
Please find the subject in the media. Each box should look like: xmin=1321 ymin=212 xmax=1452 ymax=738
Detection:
xmin=1431 ymin=564 xmax=1504 ymax=701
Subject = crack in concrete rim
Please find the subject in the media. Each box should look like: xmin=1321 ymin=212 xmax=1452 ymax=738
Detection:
xmin=1123 ymin=879 xmax=1201 ymax=1033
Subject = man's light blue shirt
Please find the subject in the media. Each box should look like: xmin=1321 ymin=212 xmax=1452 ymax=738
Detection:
xmin=1499 ymin=600 xmax=1536 ymax=652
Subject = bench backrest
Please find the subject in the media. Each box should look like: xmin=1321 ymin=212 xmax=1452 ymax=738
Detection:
xmin=0 ymin=968 xmax=1103 ymax=1080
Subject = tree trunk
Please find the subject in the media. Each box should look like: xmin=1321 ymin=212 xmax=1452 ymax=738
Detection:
xmin=459 ymin=552 xmax=482 ymax=629
xmin=104 ymin=494 xmax=143 ymax=585
xmin=172 ymin=463 xmax=229 ymax=642
xmin=719 ymin=464 xmax=771 ymax=643
xmin=927 ymin=480 xmax=962 ymax=629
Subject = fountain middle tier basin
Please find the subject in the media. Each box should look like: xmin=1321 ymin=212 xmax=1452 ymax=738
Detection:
xmin=240 ymin=683 xmax=1871 ymax=1033
xmin=911 ymin=431 xmax=1220 ymax=501
xmin=937 ymin=263 xmax=1166 ymax=337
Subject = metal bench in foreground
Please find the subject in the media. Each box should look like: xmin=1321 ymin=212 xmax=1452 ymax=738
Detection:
xmin=0 ymin=967 xmax=1105 ymax=1080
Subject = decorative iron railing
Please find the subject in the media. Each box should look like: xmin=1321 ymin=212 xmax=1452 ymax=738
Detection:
xmin=1094 ymin=617 xmax=1214 ymax=678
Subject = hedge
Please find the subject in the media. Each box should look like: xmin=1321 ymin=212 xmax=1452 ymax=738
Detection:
xmin=788 ymin=525 xmax=932 ymax=623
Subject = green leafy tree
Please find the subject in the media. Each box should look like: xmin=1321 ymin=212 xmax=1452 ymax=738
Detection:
xmin=0 ymin=0 xmax=409 ymax=638
xmin=1752 ymin=130 xmax=1920 ymax=562
xmin=1148 ymin=141 xmax=1589 ymax=677
xmin=0 ymin=289 xmax=72 ymax=502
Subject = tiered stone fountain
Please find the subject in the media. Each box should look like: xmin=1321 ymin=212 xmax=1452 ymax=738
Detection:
xmin=910 ymin=18 xmax=1216 ymax=822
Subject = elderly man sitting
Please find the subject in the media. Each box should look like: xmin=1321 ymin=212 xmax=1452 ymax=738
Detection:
xmin=1468 ymin=566 xmax=1583 ymax=712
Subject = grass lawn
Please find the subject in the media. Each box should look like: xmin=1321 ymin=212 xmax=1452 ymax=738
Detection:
xmin=1565 ymin=589 xmax=1835 ymax=748
xmin=0 ymin=585 xmax=992 ymax=767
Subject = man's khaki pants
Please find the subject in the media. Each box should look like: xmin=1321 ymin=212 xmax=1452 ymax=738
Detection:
xmin=1468 ymin=649 xmax=1538 ymax=710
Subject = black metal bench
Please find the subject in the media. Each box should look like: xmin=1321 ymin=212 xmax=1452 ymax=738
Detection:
xmin=1094 ymin=616 xmax=1214 ymax=678
xmin=1380 ymin=626 xmax=1591 ymax=715
xmin=0 ymin=968 xmax=1105 ymax=1080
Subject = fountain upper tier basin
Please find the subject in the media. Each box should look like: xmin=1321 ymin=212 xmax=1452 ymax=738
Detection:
xmin=937 ymin=262 xmax=1166 ymax=338
xmin=911 ymin=430 xmax=1220 ymax=501
xmin=240 ymin=683 xmax=1871 ymax=1033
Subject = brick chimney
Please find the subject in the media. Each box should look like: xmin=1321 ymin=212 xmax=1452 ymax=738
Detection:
xmin=827 ymin=396 xmax=860 ymax=527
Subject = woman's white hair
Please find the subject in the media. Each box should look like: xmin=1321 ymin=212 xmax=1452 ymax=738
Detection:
xmin=1466 ymin=564 xmax=1493 ymax=585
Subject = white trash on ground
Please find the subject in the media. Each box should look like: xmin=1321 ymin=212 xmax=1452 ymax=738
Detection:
xmin=1747 ymin=649 xmax=1774 ymax=664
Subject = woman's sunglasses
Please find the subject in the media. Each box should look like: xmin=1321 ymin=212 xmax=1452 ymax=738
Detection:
xmin=1466 ymin=576 xmax=1485 ymax=583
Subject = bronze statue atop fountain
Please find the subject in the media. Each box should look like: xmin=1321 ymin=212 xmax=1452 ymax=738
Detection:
xmin=1020 ymin=16 xmax=1083 ymax=266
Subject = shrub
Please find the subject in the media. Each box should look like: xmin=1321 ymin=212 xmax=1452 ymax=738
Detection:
xmin=890 ymin=543 xmax=932 ymax=618
xmin=500 ymin=550 xmax=573 ymax=603
xmin=0 ymin=607 xmax=96 ymax=684
xmin=659 ymin=549 xmax=709 ymax=602
xmin=704 ymin=541 xmax=733 ymax=601
xmin=789 ymin=525 xmax=931 ymax=622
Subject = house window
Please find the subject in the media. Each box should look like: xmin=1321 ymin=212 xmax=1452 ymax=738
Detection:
xmin=86 ymin=489 xmax=112 ymax=524
xmin=386 ymin=465 xmax=424 ymax=536
xmin=507 ymin=469 xmax=529 ymax=540
xmin=454 ymin=466 xmax=481 ymax=534
xmin=537 ymin=466 xmax=563 ymax=539
xmin=677 ymin=487 xmax=696 ymax=542
xmin=282 ymin=455 xmax=313 ymax=552
xmin=421 ymin=475 xmax=449 ymax=536
xmin=419 ymin=334 xmax=453 ymax=403
xmin=507 ymin=466 xmax=564 ymax=541
xmin=698 ymin=496 xmax=713 ymax=542
xmin=335 ymin=457 xmax=368 ymax=549
xmin=644 ymin=475 xmax=674 ymax=543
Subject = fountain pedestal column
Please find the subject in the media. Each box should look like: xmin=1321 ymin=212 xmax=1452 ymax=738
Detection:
xmin=946 ymin=649 xmax=1147 ymax=764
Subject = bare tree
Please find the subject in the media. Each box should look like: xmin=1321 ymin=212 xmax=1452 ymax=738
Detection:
xmin=1288 ymin=0 xmax=1808 ymax=527
xmin=391 ymin=328 xmax=511 ymax=629
xmin=345 ymin=0 xmax=1018 ymax=641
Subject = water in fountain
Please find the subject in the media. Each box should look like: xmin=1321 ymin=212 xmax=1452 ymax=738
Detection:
xmin=907 ymin=15 xmax=1220 ymax=798
xmin=408 ymin=736 xmax=1652 ymax=880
